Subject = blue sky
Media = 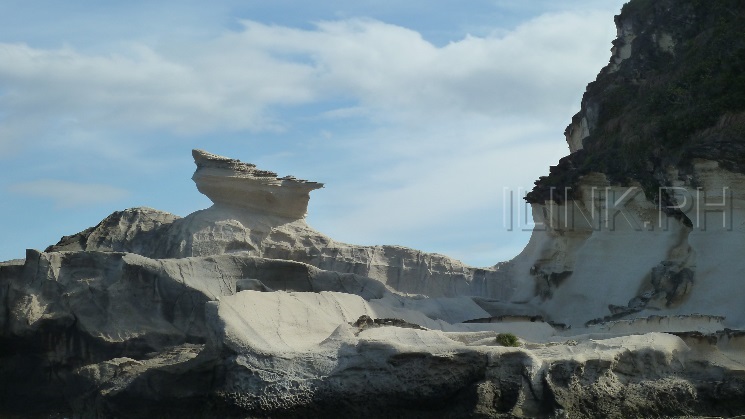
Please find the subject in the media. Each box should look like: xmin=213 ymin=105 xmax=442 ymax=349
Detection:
xmin=0 ymin=0 xmax=626 ymax=266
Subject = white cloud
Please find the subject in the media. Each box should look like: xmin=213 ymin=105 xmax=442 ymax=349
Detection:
xmin=227 ymin=11 xmax=616 ymax=121
xmin=307 ymin=117 xmax=568 ymax=240
xmin=0 ymin=9 xmax=616 ymax=150
xmin=8 ymin=180 xmax=129 ymax=208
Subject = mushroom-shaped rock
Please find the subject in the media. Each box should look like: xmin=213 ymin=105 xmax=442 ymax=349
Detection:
xmin=192 ymin=149 xmax=323 ymax=219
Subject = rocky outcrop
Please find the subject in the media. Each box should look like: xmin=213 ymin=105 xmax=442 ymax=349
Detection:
xmin=512 ymin=157 xmax=745 ymax=327
xmin=192 ymin=149 xmax=323 ymax=219
xmin=7 ymin=155 xmax=745 ymax=419
xmin=0 ymin=247 xmax=531 ymax=416
xmin=5 ymin=249 xmax=743 ymax=418
xmin=0 ymin=249 xmax=447 ymax=416
xmin=4 ymin=0 xmax=745 ymax=417
xmin=192 ymin=294 xmax=745 ymax=418
xmin=513 ymin=0 xmax=745 ymax=329
xmin=46 ymin=207 xmax=180 ymax=254
xmin=48 ymin=150 xmax=514 ymax=299
xmin=10 ymin=276 xmax=743 ymax=418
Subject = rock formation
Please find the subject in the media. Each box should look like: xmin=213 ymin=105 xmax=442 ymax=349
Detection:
xmin=513 ymin=0 xmax=745 ymax=328
xmin=3 ymin=0 xmax=745 ymax=417
xmin=192 ymin=149 xmax=323 ymax=218
xmin=47 ymin=152 xmax=514 ymax=299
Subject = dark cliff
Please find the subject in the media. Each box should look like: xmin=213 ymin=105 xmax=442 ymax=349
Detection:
xmin=527 ymin=0 xmax=745 ymax=203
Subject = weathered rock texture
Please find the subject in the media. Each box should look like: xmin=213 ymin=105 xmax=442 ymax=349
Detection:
xmin=48 ymin=154 xmax=513 ymax=300
xmin=511 ymin=0 xmax=745 ymax=329
xmin=192 ymin=149 xmax=323 ymax=218
xmin=3 ymin=0 xmax=745 ymax=417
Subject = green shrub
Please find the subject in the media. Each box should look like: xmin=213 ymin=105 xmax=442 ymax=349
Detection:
xmin=496 ymin=333 xmax=520 ymax=347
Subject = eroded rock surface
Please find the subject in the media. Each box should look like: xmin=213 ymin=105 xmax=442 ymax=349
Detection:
xmin=4 ymin=0 xmax=745 ymax=417
xmin=48 ymin=151 xmax=514 ymax=300
xmin=192 ymin=149 xmax=323 ymax=219
xmin=515 ymin=0 xmax=745 ymax=329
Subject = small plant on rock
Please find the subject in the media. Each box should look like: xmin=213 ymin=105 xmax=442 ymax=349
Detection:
xmin=496 ymin=333 xmax=520 ymax=347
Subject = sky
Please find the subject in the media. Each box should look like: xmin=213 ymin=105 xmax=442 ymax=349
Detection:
xmin=0 ymin=0 xmax=627 ymax=267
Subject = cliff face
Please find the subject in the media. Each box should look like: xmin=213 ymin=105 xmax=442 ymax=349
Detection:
xmin=531 ymin=0 xmax=745 ymax=203
xmin=510 ymin=0 xmax=745 ymax=327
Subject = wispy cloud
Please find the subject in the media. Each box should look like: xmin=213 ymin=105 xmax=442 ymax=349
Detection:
xmin=0 ymin=9 xmax=616 ymax=152
xmin=8 ymin=180 xmax=129 ymax=208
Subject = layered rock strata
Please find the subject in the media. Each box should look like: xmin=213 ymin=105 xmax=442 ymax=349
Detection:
xmin=3 ymin=247 xmax=745 ymax=417
xmin=192 ymin=149 xmax=323 ymax=218
xmin=513 ymin=0 xmax=745 ymax=328
xmin=48 ymin=151 xmax=513 ymax=299
xmin=3 ymin=0 xmax=745 ymax=417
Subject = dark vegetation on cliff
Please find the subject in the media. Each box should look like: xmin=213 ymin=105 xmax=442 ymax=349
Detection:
xmin=527 ymin=0 xmax=745 ymax=204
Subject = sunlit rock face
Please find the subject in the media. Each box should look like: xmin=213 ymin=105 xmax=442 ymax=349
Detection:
xmin=192 ymin=149 xmax=323 ymax=219
xmin=4 ymin=247 xmax=745 ymax=418
xmin=5 ymin=1 xmax=745 ymax=417
xmin=511 ymin=162 xmax=745 ymax=328
xmin=515 ymin=0 xmax=745 ymax=329
xmin=48 ymin=149 xmax=513 ymax=299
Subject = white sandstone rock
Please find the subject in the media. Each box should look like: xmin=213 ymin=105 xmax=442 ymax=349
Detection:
xmin=192 ymin=149 xmax=323 ymax=219
xmin=510 ymin=160 xmax=745 ymax=329
xmin=47 ymin=150 xmax=516 ymax=300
